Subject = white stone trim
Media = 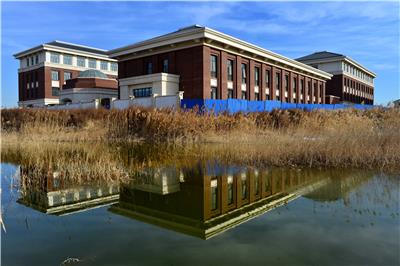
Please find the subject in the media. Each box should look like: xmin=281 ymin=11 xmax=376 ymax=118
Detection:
xmin=210 ymin=78 xmax=218 ymax=87
xmin=298 ymin=56 xmax=376 ymax=77
xmin=119 ymin=73 xmax=180 ymax=100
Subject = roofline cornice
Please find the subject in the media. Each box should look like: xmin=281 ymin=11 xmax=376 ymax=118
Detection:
xmin=297 ymin=56 xmax=376 ymax=78
xmin=14 ymin=44 xmax=115 ymax=61
xmin=109 ymin=27 xmax=332 ymax=80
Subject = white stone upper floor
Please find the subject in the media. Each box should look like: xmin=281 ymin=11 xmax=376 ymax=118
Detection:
xmin=296 ymin=51 xmax=376 ymax=86
xmin=13 ymin=40 xmax=118 ymax=76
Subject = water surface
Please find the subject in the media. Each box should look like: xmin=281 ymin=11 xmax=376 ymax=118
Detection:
xmin=1 ymin=144 xmax=399 ymax=265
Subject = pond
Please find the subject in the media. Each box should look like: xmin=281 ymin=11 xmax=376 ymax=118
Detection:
xmin=1 ymin=143 xmax=399 ymax=265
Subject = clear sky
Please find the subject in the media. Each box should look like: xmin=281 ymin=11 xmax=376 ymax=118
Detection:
xmin=2 ymin=1 xmax=399 ymax=107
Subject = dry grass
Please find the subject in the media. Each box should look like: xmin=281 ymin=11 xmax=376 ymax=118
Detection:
xmin=1 ymin=107 xmax=400 ymax=169
xmin=2 ymin=142 xmax=129 ymax=186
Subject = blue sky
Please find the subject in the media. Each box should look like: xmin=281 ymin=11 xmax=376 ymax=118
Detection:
xmin=2 ymin=1 xmax=399 ymax=107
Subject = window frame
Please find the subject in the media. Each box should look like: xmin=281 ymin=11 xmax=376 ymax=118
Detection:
xmin=50 ymin=52 xmax=60 ymax=64
xmin=63 ymin=54 xmax=72 ymax=65
xmin=88 ymin=59 xmax=97 ymax=69
xmin=51 ymin=70 xmax=59 ymax=81
xmin=210 ymin=55 xmax=217 ymax=78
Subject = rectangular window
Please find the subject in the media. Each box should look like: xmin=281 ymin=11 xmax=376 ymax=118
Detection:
xmin=241 ymin=174 xmax=247 ymax=200
xmin=100 ymin=61 xmax=108 ymax=70
xmin=293 ymin=77 xmax=297 ymax=93
xmin=63 ymin=54 xmax=72 ymax=65
xmin=285 ymin=75 xmax=289 ymax=92
xmin=162 ymin=59 xmax=169 ymax=73
xmin=314 ymin=82 xmax=317 ymax=96
xmin=26 ymin=57 xmax=30 ymax=67
xmin=111 ymin=62 xmax=118 ymax=72
xmin=88 ymin=59 xmax=96 ymax=69
xmin=211 ymin=179 xmax=218 ymax=211
xmin=266 ymin=94 xmax=270 ymax=100
xmin=211 ymin=87 xmax=217 ymax=99
xmin=255 ymin=92 xmax=260 ymax=101
xmin=35 ymin=55 xmax=39 ymax=64
xmin=227 ymin=60 xmax=233 ymax=81
xmin=51 ymin=71 xmax=59 ymax=81
xmin=227 ymin=176 xmax=234 ymax=205
xmin=308 ymin=81 xmax=312 ymax=95
xmin=147 ymin=62 xmax=153 ymax=74
xmin=241 ymin=91 xmax=247 ymax=100
xmin=210 ymin=55 xmax=217 ymax=78
xmin=77 ymin=57 xmax=86 ymax=67
xmin=52 ymin=87 xmax=59 ymax=96
xmin=265 ymin=70 xmax=270 ymax=88
xmin=50 ymin=52 xmax=60 ymax=63
xmin=227 ymin=89 xmax=234 ymax=99
xmin=300 ymin=80 xmax=304 ymax=95
xmin=31 ymin=57 xmax=34 ymax=65
xmin=320 ymin=84 xmax=323 ymax=97
xmin=255 ymin=67 xmax=260 ymax=86
xmin=241 ymin=64 xmax=247 ymax=84
xmin=64 ymin=72 xmax=72 ymax=81
xmin=275 ymin=72 xmax=280 ymax=92
xmin=132 ymin=87 xmax=152 ymax=98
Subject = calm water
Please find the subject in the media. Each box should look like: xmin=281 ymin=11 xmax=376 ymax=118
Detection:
xmin=1 ymin=145 xmax=399 ymax=266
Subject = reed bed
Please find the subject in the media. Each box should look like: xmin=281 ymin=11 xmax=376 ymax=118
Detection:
xmin=2 ymin=107 xmax=400 ymax=169
xmin=2 ymin=142 xmax=130 ymax=188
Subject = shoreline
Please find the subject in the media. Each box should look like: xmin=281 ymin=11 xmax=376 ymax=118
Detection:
xmin=1 ymin=107 xmax=400 ymax=171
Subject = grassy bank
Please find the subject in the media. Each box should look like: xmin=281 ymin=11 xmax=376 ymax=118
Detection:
xmin=2 ymin=107 xmax=400 ymax=169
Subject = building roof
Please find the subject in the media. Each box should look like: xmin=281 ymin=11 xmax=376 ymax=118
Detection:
xmin=45 ymin=41 xmax=108 ymax=55
xmin=296 ymin=51 xmax=344 ymax=61
xmin=77 ymin=69 xmax=109 ymax=79
xmin=13 ymin=40 xmax=111 ymax=59
xmin=296 ymin=51 xmax=376 ymax=77
xmin=109 ymin=25 xmax=333 ymax=80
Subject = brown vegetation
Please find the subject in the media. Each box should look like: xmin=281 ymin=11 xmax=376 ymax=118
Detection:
xmin=1 ymin=107 xmax=400 ymax=169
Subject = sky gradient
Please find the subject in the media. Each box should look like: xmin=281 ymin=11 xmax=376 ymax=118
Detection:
xmin=2 ymin=1 xmax=399 ymax=107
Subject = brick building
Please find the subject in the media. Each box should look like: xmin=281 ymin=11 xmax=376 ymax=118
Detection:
xmin=296 ymin=51 xmax=376 ymax=105
xmin=109 ymin=25 xmax=332 ymax=104
xmin=110 ymin=165 xmax=328 ymax=239
xmin=13 ymin=41 xmax=118 ymax=107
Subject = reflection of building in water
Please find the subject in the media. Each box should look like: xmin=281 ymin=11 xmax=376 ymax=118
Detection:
xmin=17 ymin=166 xmax=119 ymax=216
xmin=132 ymin=167 xmax=183 ymax=195
xmin=304 ymin=171 xmax=373 ymax=205
xmin=110 ymin=166 xmax=329 ymax=239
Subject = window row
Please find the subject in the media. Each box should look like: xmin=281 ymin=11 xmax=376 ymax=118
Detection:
xmin=49 ymin=52 xmax=117 ymax=71
xmin=343 ymin=62 xmax=373 ymax=83
xmin=26 ymin=54 xmax=40 ymax=67
xmin=344 ymin=78 xmax=373 ymax=94
xmin=209 ymin=56 xmax=322 ymax=97
xmin=145 ymin=59 xmax=169 ymax=75
xmin=132 ymin=87 xmax=152 ymax=98
xmin=51 ymin=71 xmax=72 ymax=81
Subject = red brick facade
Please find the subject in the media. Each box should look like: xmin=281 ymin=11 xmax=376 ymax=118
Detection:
xmin=63 ymin=77 xmax=118 ymax=90
xmin=18 ymin=66 xmax=117 ymax=102
xmin=119 ymin=45 xmax=327 ymax=103
xmin=325 ymin=74 xmax=374 ymax=105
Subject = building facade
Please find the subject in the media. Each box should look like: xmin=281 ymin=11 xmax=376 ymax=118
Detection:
xmin=13 ymin=41 xmax=118 ymax=107
xmin=109 ymin=25 xmax=332 ymax=103
xmin=296 ymin=51 xmax=376 ymax=105
xmin=60 ymin=69 xmax=118 ymax=106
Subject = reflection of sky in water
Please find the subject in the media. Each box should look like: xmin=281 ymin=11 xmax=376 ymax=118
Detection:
xmin=1 ymin=163 xmax=399 ymax=266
